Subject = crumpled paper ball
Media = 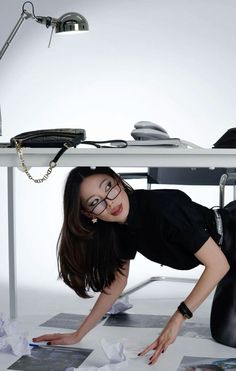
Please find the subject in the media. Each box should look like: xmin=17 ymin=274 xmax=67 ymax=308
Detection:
xmin=0 ymin=312 xmax=30 ymax=356
xmin=65 ymin=337 xmax=128 ymax=371
xmin=107 ymin=296 xmax=133 ymax=315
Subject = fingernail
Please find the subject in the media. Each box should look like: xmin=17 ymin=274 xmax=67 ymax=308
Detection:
xmin=47 ymin=342 xmax=51 ymax=345
xmin=137 ymin=353 xmax=141 ymax=356
xmin=162 ymin=350 xmax=165 ymax=353
xmin=148 ymin=361 xmax=152 ymax=365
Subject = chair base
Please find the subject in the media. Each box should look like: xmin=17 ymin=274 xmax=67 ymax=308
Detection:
xmin=120 ymin=276 xmax=197 ymax=298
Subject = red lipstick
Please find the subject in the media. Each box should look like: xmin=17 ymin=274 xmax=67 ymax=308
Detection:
xmin=111 ymin=203 xmax=123 ymax=216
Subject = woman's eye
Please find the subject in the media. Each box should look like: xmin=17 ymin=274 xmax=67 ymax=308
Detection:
xmin=90 ymin=199 xmax=99 ymax=208
xmin=105 ymin=181 xmax=113 ymax=192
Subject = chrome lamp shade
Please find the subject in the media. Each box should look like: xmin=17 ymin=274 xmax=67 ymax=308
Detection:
xmin=56 ymin=12 xmax=89 ymax=33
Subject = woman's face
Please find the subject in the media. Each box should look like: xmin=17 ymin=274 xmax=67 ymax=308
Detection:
xmin=79 ymin=173 xmax=130 ymax=223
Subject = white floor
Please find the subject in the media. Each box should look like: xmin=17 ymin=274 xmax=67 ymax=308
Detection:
xmin=1 ymin=281 xmax=236 ymax=371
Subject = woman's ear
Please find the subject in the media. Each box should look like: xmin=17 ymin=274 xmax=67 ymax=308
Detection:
xmin=81 ymin=210 xmax=97 ymax=224
xmin=81 ymin=209 xmax=91 ymax=219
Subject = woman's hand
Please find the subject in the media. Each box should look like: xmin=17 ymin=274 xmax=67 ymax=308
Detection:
xmin=32 ymin=331 xmax=81 ymax=346
xmin=138 ymin=311 xmax=184 ymax=365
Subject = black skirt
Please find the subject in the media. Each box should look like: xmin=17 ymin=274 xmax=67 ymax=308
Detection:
xmin=220 ymin=200 xmax=236 ymax=266
xmin=210 ymin=200 xmax=236 ymax=347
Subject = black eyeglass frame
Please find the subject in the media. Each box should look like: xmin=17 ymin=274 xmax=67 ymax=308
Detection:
xmin=87 ymin=182 xmax=121 ymax=216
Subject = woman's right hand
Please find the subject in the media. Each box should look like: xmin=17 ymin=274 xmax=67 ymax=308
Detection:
xmin=32 ymin=331 xmax=81 ymax=346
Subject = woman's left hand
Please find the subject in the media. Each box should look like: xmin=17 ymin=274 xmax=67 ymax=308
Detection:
xmin=138 ymin=311 xmax=184 ymax=365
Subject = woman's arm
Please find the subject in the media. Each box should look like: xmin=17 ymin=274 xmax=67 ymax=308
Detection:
xmin=33 ymin=260 xmax=130 ymax=345
xmin=182 ymin=236 xmax=230 ymax=311
xmin=139 ymin=237 xmax=230 ymax=365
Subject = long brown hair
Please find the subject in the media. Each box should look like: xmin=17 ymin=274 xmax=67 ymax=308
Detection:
xmin=57 ymin=167 xmax=133 ymax=298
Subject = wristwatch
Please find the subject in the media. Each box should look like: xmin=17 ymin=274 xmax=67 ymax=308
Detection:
xmin=177 ymin=301 xmax=193 ymax=319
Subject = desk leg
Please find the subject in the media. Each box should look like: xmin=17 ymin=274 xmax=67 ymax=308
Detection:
xmin=7 ymin=167 xmax=17 ymax=319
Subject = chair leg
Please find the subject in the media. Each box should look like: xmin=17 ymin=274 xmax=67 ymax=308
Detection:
xmin=219 ymin=172 xmax=236 ymax=208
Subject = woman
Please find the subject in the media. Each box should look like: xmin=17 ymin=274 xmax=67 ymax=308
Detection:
xmin=33 ymin=166 xmax=236 ymax=365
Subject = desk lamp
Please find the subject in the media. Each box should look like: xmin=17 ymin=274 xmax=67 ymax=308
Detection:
xmin=0 ymin=1 xmax=89 ymax=135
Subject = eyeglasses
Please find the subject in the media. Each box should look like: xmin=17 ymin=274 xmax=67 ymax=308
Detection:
xmin=88 ymin=182 xmax=121 ymax=216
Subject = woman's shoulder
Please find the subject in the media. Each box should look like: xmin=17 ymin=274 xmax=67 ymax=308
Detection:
xmin=132 ymin=189 xmax=194 ymax=214
xmin=133 ymin=188 xmax=191 ymax=202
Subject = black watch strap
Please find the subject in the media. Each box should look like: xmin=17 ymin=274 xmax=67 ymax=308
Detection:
xmin=177 ymin=301 xmax=193 ymax=319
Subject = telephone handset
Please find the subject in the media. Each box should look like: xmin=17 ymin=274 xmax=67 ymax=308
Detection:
xmin=131 ymin=121 xmax=169 ymax=140
xmin=134 ymin=121 xmax=168 ymax=133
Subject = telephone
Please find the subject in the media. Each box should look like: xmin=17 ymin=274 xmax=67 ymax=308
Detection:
xmin=129 ymin=121 xmax=201 ymax=148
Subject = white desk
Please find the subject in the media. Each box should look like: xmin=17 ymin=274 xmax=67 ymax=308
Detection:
xmin=1 ymin=147 xmax=236 ymax=319
xmin=1 ymin=147 xmax=236 ymax=167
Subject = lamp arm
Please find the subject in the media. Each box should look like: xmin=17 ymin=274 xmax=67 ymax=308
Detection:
xmin=0 ymin=11 xmax=34 ymax=60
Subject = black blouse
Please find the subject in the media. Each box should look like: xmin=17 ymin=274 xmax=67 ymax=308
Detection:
xmin=117 ymin=189 xmax=220 ymax=270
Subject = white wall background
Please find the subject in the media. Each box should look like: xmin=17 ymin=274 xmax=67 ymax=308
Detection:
xmin=0 ymin=0 xmax=236 ymax=315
